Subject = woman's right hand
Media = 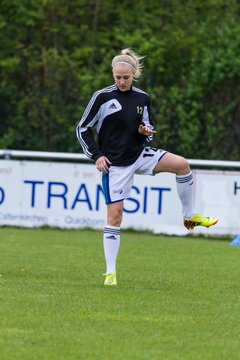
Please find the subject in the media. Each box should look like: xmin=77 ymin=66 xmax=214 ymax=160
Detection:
xmin=138 ymin=124 xmax=157 ymax=136
xmin=95 ymin=156 xmax=112 ymax=173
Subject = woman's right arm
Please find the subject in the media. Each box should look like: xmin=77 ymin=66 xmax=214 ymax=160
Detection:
xmin=76 ymin=92 xmax=103 ymax=161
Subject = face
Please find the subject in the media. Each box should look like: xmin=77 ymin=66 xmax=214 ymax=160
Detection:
xmin=112 ymin=64 xmax=135 ymax=92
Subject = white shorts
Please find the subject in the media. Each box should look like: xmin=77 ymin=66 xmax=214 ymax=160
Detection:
xmin=102 ymin=147 xmax=168 ymax=204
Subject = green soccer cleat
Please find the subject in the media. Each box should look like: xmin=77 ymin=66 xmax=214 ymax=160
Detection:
xmin=103 ymin=272 xmax=117 ymax=286
xmin=184 ymin=213 xmax=218 ymax=230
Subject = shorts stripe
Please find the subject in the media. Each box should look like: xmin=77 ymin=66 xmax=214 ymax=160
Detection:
xmin=102 ymin=172 xmax=111 ymax=204
xmin=158 ymin=151 xmax=168 ymax=163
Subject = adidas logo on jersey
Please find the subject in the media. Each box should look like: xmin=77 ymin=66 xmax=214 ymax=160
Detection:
xmin=109 ymin=103 xmax=117 ymax=109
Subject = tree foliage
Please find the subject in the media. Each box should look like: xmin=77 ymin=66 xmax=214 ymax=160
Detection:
xmin=0 ymin=0 xmax=240 ymax=159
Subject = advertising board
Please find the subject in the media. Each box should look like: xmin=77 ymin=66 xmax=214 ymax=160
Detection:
xmin=0 ymin=160 xmax=239 ymax=235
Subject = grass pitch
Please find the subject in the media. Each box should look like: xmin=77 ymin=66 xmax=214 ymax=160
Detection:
xmin=0 ymin=227 xmax=239 ymax=360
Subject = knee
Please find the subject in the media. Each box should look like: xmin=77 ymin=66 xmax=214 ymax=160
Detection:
xmin=108 ymin=208 xmax=123 ymax=227
xmin=176 ymin=157 xmax=191 ymax=175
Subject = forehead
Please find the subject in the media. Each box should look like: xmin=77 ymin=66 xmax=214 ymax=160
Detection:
xmin=112 ymin=64 xmax=134 ymax=76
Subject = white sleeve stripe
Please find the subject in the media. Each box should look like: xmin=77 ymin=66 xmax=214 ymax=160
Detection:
xmin=132 ymin=86 xmax=148 ymax=95
xmin=76 ymin=86 xmax=117 ymax=159
xmin=142 ymin=106 xmax=153 ymax=129
xmin=76 ymin=127 xmax=92 ymax=158
xmin=142 ymin=105 xmax=154 ymax=142
xmin=79 ymin=85 xmax=117 ymax=126
xmin=146 ymin=135 xmax=153 ymax=142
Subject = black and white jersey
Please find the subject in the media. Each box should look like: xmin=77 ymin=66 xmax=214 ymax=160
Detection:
xmin=76 ymin=84 xmax=154 ymax=166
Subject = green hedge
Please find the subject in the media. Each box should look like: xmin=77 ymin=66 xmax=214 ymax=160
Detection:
xmin=0 ymin=0 xmax=239 ymax=159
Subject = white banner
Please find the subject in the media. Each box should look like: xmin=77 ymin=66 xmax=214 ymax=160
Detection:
xmin=0 ymin=160 xmax=239 ymax=236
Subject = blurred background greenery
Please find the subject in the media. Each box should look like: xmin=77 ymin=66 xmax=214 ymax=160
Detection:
xmin=0 ymin=0 xmax=239 ymax=160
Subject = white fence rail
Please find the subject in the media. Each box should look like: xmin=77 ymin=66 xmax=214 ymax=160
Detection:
xmin=0 ymin=149 xmax=87 ymax=161
xmin=0 ymin=149 xmax=240 ymax=168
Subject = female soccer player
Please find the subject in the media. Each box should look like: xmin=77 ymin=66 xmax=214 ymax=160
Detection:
xmin=76 ymin=49 xmax=218 ymax=286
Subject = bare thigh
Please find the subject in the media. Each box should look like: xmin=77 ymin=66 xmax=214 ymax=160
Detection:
xmin=153 ymin=152 xmax=190 ymax=175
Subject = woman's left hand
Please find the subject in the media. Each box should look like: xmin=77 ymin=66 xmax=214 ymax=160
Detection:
xmin=138 ymin=124 xmax=157 ymax=136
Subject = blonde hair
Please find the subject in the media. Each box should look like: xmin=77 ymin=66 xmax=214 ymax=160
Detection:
xmin=112 ymin=48 xmax=144 ymax=79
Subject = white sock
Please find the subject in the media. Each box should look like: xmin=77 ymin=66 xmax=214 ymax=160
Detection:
xmin=176 ymin=171 xmax=195 ymax=219
xmin=103 ymin=225 xmax=120 ymax=274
